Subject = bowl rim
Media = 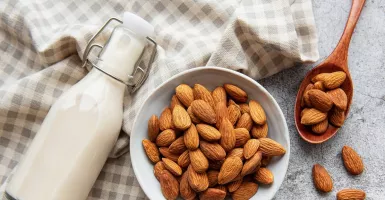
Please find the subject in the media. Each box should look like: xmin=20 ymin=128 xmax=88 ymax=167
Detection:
xmin=130 ymin=66 xmax=290 ymax=199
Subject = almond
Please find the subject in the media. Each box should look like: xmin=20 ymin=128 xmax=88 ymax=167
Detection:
xmin=209 ymin=160 xmax=224 ymax=170
xmin=254 ymin=168 xmax=274 ymax=184
xmin=342 ymin=146 xmax=364 ymax=175
xmin=314 ymin=81 xmax=325 ymax=91
xmin=199 ymin=188 xmax=226 ymax=200
xmin=249 ymin=100 xmax=267 ymax=125
xmin=232 ymin=182 xmax=258 ymax=200
xmin=159 ymin=107 xmax=174 ymax=131
xmin=176 ymin=84 xmax=194 ymax=107
xmin=180 ymin=171 xmax=196 ymax=200
xmin=239 ymin=103 xmax=250 ymax=114
xmin=236 ymin=113 xmax=253 ymax=131
xmin=191 ymin=100 xmax=216 ymax=124
xmin=223 ymin=84 xmax=248 ymax=103
xmin=301 ymin=83 xmax=314 ymax=107
xmin=189 ymin=149 xmax=209 ymax=173
xmin=261 ymin=156 xmax=272 ymax=167
xmin=311 ymin=73 xmax=329 ymax=83
xmin=142 ymin=139 xmax=160 ymax=163
xmin=212 ymin=86 xmax=227 ymax=104
xmin=301 ymin=108 xmax=327 ymax=125
xmin=308 ymin=89 xmax=333 ymax=112
xmin=178 ymin=150 xmax=190 ymax=168
xmin=301 ymin=108 xmax=310 ymax=117
xmin=218 ymin=157 xmax=243 ymax=184
xmin=259 ymin=138 xmax=286 ymax=156
xmin=207 ymin=170 xmax=219 ymax=187
xmin=193 ymin=84 xmax=215 ymax=108
xmin=228 ymin=99 xmax=239 ymax=107
xmin=172 ymin=105 xmax=191 ymax=131
xmin=170 ymin=95 xmax=183 ymax=111
xmin=214 ymin=185 xmax=227 ymax=194
xmin=323 ymin=71 xmax=347 ymax=89
xmin=162 ymin=158 xmax=183 ymax=176
xmin=159 ymin=147 xmax=180 ymax=162
xmin=156 ymin=129 xmax=177 ymax=147
xmin=187 ymin=165 xmax=209 ymax=192
xmin=187 ymin=106 xmax=201 ymax=124
xmin=159 ymin=170 xmax=179 ymax=200
xmin=184 ymin=124 xmax=199 ymax=150
xmin=227 ymin=148 xmax=244 ymax=160
xmin=169 ymin=136 xmax=187 ymax=154
xmin=304 ymin=90 xmax=313 ymax=107
xmin=148 ymin=115 xmax=160 ymax=142
xmin=327 ymin=88 xmax=348 ymax=111
xmin=196 ymin=124 xmax=221 ymax=142
xmin=312 ymin=164 xmax=333 ymax=192
xmin=200 ymin=141 xmax=226 ymax=161
xmin=337 ymin=189 xmax=366 ymax=200
xmin=228 ymin=104 xmax=241 ymax=125
xmin=241 ymin=151 xmax=262 ymax=176
xmin=329 ymin=107 xmax=345 ymax=127
xmin=311 ymin=119 xmax=329 ymax=135
xmin=251 ymin=123 xmax=268 ymax=138
xmin=215 ymin=101 xmax=228 ymax=129
xmin=227 ymin=178 xmax=243 ymax=192
xmin=243 ymin=139 xmax=260 ymax=159
xmin=219 ymin=118 xmax=236 ymax=152
xmin=154 ymin=161 xmax=166 ymax=180
xmin=234 ymin=128 xmax=250 ymax=147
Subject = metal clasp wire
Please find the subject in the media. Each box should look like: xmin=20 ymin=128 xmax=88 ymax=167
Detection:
xmin=82 ymin=17 xmax=157 ymax=93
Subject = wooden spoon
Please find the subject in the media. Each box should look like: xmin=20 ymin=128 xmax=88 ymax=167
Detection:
xmin=294 ymin=0 xmax=366 ymax=144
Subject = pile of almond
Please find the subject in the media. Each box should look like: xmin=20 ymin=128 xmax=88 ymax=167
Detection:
xmin=142 ymin=83 xmax=286 ymax=200
xmin=300 ymin=71 xmax=348 ymax=134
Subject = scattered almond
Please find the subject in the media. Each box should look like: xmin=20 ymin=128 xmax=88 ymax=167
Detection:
xmin=254 ymin=168 xmax=274 ymax=185
xmin=259 ymin=138 xmax=286 ymax=156
xmin=200 ymin=141 xmax=226 ymax=161
xmin=232 ymin=182 xmax=259 ymax=200
xmin=156 ymin=129 xmax=177 ymax=147
xmin=142 ymin=139 xmax=160 ymax=163
xmin=212 ymin=86 xmax=227 ymax=104
xmin=224 ymin=84 xmax=248 ymax=103
xmin=218 ymin=157 xmax=243 ymax=184
xmin=249 ymin=100 xmax=267 ymax=125
xmin=234 ymin=128 xmax=251 ymax=147
xmin=189 ymin=149 xmax=209 ymax=173
xmin=148 ymin=115 xmax=160 ymax=142
xmin=176 ymin=84 xmax=194 ymax=107
xmin=337 ymin=189 xmax=366 ymax=200
xmin=312 ymin=164 xmax=333 ymax=192
xmin=191 ymin=100 xmax=216 ymax=124
xmin=342 ymin=146 xmax=364 ymax=175
xmin=159 ymin=170 xmax=179 ymax=200
xmin=196 ymin=124 xmax=221 ymax=142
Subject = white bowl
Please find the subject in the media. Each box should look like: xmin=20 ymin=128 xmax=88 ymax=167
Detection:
xmin=130 ymin=67 xmax=290 ymax=200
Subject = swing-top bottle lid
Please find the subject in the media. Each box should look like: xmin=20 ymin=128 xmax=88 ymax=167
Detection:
xmin=122 ymin=12 xmax=154 ymax=38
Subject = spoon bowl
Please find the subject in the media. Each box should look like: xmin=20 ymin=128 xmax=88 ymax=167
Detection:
xmin=294 ymin=0 xmax=365 ymax=144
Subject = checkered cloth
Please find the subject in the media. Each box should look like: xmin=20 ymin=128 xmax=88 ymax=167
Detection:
xmin=0 ymin=0 xmax=319 ymax=199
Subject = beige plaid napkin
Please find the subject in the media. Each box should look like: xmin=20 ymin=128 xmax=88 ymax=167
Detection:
xmin=0 ymin=0 xmax=318 ymax=199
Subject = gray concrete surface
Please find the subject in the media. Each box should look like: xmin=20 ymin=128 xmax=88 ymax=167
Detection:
xmin=263 ymin=1 xmax=385 ymax=199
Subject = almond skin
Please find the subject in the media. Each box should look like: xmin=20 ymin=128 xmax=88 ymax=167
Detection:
xmin=236 ymin=113 xmax=253 ymax=131
xmin=223 ymin=84 xmax=248 ymax=103
xmin=178 ymin=150 xmax=190 ymax=168
xmin=329 ymin=107 xmax=345 ymax=127
xmin=148 ymin=115 xmax=160 ymax=142
xmin=243 ymin=139 xmax=260 ymax=159
xmin=184 ymin=124 xmax=199 ymax=150
xmin=313 ymin=81 xmax=325 ymax=91
xmin=193 ymin=84 xmax=215 ymax=108
xmin=169 ymin=136 xmax=187 ymax=154
xmin=176 ymin=84 xmax=194 ymax=107
xmin=196 ymin=124 xmax=221 ymax=142
xmin=162 ymin=158 xmax=183 ymax=176
xmin=142 ymin=139 xmax=160 ymax=163
xmin=227 ymin=178 xmax=243 ymax=192
xmin=212 ymin=86 xmax=227 ymax=104
xmin=159 ymin=170 xmax=179 ymax=200
xmin=239 ymin=103 xmax=250 ymax=114
xmin=215 ymin=101 xmax=228 ymax=129
xmin=218 ymin=157 xmax=243 ymax=184
xmin=241 ymin=151 xmax=262 ymax=176
xmin=337 ymin=189 xmax=366 ymax=200
xmin=249 ymin=100 xmax=267 ymax=125
xmin=234 ymin=128 xmax=251 ymax=147
xmin=156 ymin=129 xmax=177 ymax=147
xmin=159 ymin=147 xmax=180 ymax=162
xmin=327 ymin=88 xmax=348 ymax=111
xmin=187 ymin=165 xmax=209 ymax=192
xmin=228 ymin=104 xmax=241 ymax=125
xmin=312 ymin=164 xmax=333 ymax=192
xmin=342 ymin=146 xmax=364 ymax=175
xmin=254 ymin=168 xmax=274 ymax=185
xmin=154 ymin=161 xmax=166 ymax=180
xmin=207 ymin=170 xmax=219 ymax=187
xmin=219 ymin=118 xmax=236 ymax=152
xmin=191 ymin=100 xmax=216 ymax=124
xmin=226 ymin=148 xmax=244 ymax=160
xmin=311 ymin=73 xmax=329 ymax=83
xmin=259 ymin=138 xmax=286 ymax=156
xmin=214 ymin=185 xmax=227 ymax=194
xmin=251 ymin=123 xmax=268 ymax=138
xmin=308 ymin=89 xmax=333 ymax=112
xmin=170 ymin=94 xmax=183 ymax=112
xmin=172 ymin=105 xmax=192 ymax=131
xmin=189 ymin=149 xmax=209 ymax=173
xmin=199 ymin=188 xmax=226 ymax=200
xmin=159 ymin=108 xmax=174 ymax=131
xmin=187 ymin=106 xmax=201 ymax=124
xmin=232 ymin=182 xmax=259 ymax=200
xmin=180 ymin=171 xmax=196 ymax=200
xmin=301 ymin=108 xmax=327 ymax=125
xmin=301 ymin=83 xmax=315 ymax=107
xmin=323 ymin=71 xmax=346 ymax=89
xmin=311 ymin=119 xmax=329 ymax=135
xmin=200 ymin=141 xmax=226 ymax=161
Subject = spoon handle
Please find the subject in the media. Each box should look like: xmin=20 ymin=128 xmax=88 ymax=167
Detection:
xmin=326 ymin=0 xmax=366 ymax=68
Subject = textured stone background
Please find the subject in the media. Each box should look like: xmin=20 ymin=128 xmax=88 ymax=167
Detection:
xmin=264 ymin=0 xmax=385 ymax=199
